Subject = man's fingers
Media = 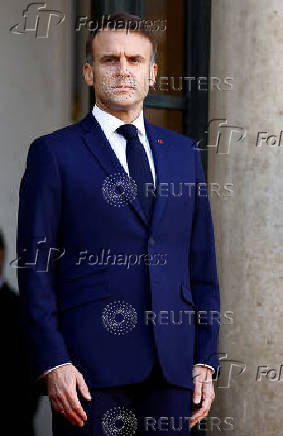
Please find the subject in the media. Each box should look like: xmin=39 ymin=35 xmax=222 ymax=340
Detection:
xmin=46 ymin=364 xmax=89 ymax=426
xmin=77 ymin=372 xmax=92 ymax=401
xmin=53 ymin=390 xmax=86 ymax=427
xmin=52 ymin=396 xmax=78 ymax=426
xmin=65 ymin=390 xmax=88 ymax=424
xmin=192 ymin=366 xmax=206 ymax=404
xmin=191 ymin=404 xmax=206 ymax=422
xmin=193 ymin=378 xmax=202 ymax=404
xmin=190 ymin=367 xmax=215 ymax=429
xmin=202 ymin=379 xmax=214 ymax=411
xmin=190 ymin=404 xmax=209 ymax=429
xmin=55 ymin=395 xmax=82 ymax=426
xmin=190 ymin=378 xmax=215 ymax=429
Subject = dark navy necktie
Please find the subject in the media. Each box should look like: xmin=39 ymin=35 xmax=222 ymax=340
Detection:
xmin=116 ymin=124 xmax=154 ymax=222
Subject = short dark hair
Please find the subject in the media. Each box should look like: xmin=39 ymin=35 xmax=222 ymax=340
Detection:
xmin=86 ymin=11 xmax=158 ymax=65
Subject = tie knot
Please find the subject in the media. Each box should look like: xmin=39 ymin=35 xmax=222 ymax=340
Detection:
xmin=116 ymin=124 xmax=139 ymax=141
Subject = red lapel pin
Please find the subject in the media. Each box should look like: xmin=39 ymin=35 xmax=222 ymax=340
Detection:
xmin=157 ymin=139 xmax=163 ymax=144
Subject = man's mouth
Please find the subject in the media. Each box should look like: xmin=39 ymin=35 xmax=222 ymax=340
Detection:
xmin=112 ymin=85 xmax=135 ymax=89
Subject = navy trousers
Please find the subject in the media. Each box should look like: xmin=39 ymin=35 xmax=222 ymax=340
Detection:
xmin=51 ymin=350 xmax=193 ymax=435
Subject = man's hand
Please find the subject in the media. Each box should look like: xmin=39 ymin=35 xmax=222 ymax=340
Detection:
xmin=190 ymin=366 xmax=215 ymax=429
xmin=45 ymin=363 xmax=92 ymax=427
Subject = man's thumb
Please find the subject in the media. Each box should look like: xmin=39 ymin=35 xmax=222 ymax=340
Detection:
xmin=77 ymin=372 xmax=92 ymax=401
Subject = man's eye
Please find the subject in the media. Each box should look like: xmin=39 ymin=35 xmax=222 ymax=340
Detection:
xmin=105 ymin=58 xmax=116 ymax=63
xmin=129 ymin=58 xmax=139 ymax=63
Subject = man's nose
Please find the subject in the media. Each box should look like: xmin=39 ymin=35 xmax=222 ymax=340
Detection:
xmin=116 ymin=57 xmax=130 ymax=75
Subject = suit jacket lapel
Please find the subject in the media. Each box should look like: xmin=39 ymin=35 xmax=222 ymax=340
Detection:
xmin=79 ymin=111 xmax=149 ymax=227
xmin=79 ymin=111 xmax=170 ymax=234
xmin=144 ymin=118 xmax=169 ymax=235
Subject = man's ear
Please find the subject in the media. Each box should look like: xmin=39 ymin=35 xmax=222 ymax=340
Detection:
xmin=83 ymin=63 xmax=94 ymax=87
xmin=149 ymin=63 xmax=158 ymax=87
xmin=91 ymin=65 xmax=96 ymax=84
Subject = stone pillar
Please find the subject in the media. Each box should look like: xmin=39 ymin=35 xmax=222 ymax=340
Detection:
xmin=207 ymin=1 xmax=283 ymax=435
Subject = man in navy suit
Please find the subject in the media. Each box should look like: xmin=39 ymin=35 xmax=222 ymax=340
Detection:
xmin=17 ymin=12 xmax=220 ymax=435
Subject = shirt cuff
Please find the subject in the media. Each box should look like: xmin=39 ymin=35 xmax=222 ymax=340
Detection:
xmin=37 ymin=362 xmax=73 ymax=380
xmin=194 ymin=363 xmax=216 ymax=374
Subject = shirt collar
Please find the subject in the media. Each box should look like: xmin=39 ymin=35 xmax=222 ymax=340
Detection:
xmin=92 ymin=104 xmax=146 ymax=139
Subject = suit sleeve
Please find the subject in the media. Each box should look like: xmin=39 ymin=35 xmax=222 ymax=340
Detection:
xmin=194 ymin=363 xmax=215 ymax=374
xmin=190 ymin=143 xmax=221 ymax=376
xmin=16 ymin=137 xmax=71 ymax=382
xmin=37 ymin=362 xmax=72 ymax=380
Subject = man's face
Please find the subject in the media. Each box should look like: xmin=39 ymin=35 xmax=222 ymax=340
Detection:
xmin=89 ymin=29 xmax=157 ymax=110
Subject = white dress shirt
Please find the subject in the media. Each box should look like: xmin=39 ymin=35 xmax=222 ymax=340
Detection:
xmin=92 ymin=104 xmax=156 ymax=186
xmin=38 ymin=105 xmax=214 ymax=379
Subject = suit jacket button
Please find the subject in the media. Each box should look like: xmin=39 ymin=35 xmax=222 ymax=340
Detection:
xmin=149 ymin=236 xmax=155 ymax=246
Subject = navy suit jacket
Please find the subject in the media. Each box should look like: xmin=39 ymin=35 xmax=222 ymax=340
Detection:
xmin=17 ymin=110 xmax=220 ymax=391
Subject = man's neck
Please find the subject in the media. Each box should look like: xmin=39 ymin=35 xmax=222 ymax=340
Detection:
xmin=95 ymin=101 xmax=143 ymax=123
